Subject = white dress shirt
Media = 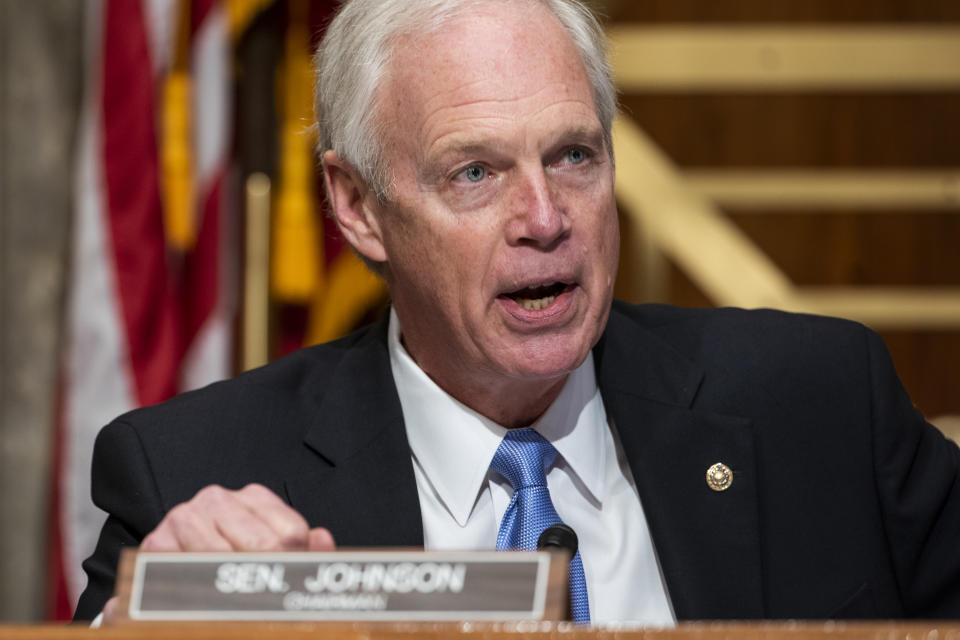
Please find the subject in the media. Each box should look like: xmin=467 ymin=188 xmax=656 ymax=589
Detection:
xmin=387 ymin=310 xmax=675 ymax=625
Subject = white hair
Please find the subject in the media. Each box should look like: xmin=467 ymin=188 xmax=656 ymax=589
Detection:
xmin=313 ymin=0 xmax=616 ymax=201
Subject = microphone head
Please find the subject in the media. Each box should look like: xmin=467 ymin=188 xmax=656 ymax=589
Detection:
xmin=537 ymin=523 xmax=579 ymax=555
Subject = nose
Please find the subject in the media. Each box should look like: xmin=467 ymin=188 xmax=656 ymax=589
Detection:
xmin=505 ymin=167 xmax=570 ymax=250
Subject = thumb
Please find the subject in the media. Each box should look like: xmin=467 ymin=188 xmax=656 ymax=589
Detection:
xmin=102 ymin=596 xmax=120 ymax=626
xmin=307 ymin=527 xmax=336 ymax=551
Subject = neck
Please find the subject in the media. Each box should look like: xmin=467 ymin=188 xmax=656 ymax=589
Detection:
xmin=399 ymin=338 xmax=568 ymax=428
xmin=449 ymin=374 xmax=569 ymax=428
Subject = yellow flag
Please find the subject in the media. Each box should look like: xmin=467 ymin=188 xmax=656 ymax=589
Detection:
xmin=161 ymin=0 xmax=195 ymax=251
xmin=271 ymin=0 xmax=321 ymax=302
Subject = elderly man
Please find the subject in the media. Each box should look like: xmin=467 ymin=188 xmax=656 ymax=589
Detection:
xmin=76 ymin=0 xmax=960 ymax=624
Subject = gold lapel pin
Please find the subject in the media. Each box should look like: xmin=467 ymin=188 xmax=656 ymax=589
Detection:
xmin=706 ymin=462 xmax=733 ymax=491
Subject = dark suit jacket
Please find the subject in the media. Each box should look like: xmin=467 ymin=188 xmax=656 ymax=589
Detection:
xmin=74 ymin=301 xmax=960 ymax=621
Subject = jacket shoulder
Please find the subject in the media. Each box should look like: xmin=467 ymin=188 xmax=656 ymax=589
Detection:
xmin=609 ymin=300 xmax=872 ymax=374
xmin=115 ymin=321 xmax=380 ymax=433
xmin=95 ymin=320 xmax=389 ymax=504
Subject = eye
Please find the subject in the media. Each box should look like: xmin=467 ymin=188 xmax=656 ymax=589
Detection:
xmin=566 ymin=147 xmax=587 ymax=164
xmin=461 ymin=165 xmax=486 ymax=182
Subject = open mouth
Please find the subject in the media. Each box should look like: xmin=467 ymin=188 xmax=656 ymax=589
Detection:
xmin=501 ymin=282 xmax=573 ymax=311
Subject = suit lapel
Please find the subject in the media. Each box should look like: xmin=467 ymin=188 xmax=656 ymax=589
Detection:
xmin=284 ymin=318 xmax=424 ymax=548
xmin=596 ymin=309 xmax=765 ymax=619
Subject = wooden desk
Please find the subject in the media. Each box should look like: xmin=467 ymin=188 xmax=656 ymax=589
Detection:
xmin=1 ymin=622 xmax=959 ymax=640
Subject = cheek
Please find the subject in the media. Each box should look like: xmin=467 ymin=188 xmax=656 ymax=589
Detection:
xmin=385 ymin=214 xmax=478 ymax=298
xmin=605 ymin=209 xmax=621 ymax=263
xmin=583 ymin=205 xmax=620 ymax=295
xmin=381 ymin=220 xmax=437 ymax=293
xmin=581 ymin=193 xmax=619 ymax=257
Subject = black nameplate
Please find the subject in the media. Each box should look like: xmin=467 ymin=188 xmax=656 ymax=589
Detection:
xmin=123 ymin=550 xmax=557 ymax=621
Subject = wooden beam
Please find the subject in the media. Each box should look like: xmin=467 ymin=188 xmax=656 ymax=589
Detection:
xmin=792 ymin=288 xmax=960 ymax=329
xmin=610 ymin=26 xmax=960 ymax=90
xmin=682 ymin=169 xmax=960 ymax=210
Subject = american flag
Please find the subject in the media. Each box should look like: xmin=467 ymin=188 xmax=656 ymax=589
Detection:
xmin=50 ymin=0 xmax=234 ymax=618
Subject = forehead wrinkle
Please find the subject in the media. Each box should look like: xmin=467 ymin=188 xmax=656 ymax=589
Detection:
xmin=416 ymin=80 xmax=598 ymax=144
xmin=421 ymin=96 xmax=600 ymax=159
xmin=420 ymin=80 xmax=581 ymax=116
xmin=422 ymin=113 xmax=511 ymax=150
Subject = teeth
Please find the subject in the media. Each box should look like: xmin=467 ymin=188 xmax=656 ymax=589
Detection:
xmin=517 ymin=295 xmax=556 ymax=311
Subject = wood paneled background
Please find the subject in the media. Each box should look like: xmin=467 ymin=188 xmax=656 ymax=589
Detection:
xmin=606 ymin=0 xmax=960 ymax=418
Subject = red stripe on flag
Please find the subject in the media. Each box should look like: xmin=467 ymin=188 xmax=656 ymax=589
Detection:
xmin=192 ymin=0 xmax=217 ymax=35
xmin=101 ymin=0 xmax=182 ymax=406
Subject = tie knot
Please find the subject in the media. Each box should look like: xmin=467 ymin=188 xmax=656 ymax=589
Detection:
xmin=491 ymin=428 xmax=558 ymax=491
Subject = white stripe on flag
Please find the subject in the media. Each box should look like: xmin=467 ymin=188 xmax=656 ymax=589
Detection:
xmin=61 ymin=0 xmax=135 ymax=608
xmin=182 ymin=3 xmax=233 ymax=391
xmin=193 ymin=5 xmax=230 ymax=188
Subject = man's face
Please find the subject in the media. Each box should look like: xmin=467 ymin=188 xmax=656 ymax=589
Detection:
xmin=366 ymin=3 xmax=619 ymax=416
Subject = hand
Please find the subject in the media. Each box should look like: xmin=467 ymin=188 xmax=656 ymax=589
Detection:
xmin=101 ymin=483 xmax=334 ymax=625
xmin=140 ymin=483 xmax=335 ymax=552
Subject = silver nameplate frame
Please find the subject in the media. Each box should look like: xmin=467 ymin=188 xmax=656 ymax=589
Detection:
xmin=119 ymin=549 xmax=563 ymax=622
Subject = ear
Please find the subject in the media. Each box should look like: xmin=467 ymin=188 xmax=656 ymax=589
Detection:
xmin=322 ymin=150 xmax=388 ymax=263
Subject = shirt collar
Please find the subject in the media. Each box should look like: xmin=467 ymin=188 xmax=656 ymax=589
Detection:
xmin=534 ymin=350 xmax=607 ymax=507
xmin=388 ymin=309 xmax=608 ymax=526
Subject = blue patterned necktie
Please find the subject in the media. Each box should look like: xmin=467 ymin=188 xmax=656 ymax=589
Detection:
xmin=491 ymin=428 xmax=590 ymax=623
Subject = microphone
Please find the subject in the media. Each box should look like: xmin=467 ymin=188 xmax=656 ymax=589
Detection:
xmin=537 ymin=523 xmax=579 ymax=556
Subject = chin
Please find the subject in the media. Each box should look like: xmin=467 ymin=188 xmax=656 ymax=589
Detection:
xmin=502 ymin=338 xmax=592 ymax=381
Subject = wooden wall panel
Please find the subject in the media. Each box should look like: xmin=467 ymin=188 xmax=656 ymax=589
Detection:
xmin=728 ymin=212 xmax=960 ymax=286
xmin=610 ymin=2 xmax=960 ymax=416
xmin=605 ymin=0 xmax=960 ymax=23
xmin=619 ymin=94 xmax=960 ymax=167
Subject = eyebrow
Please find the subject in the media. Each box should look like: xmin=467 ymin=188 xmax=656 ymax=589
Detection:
xmin=547 ymin=126 xmax=604 ymax=152
xmin=421 ymin=137 xmax=513 ymax=181
xmin=421 ymin=122 xmax=606 ymax=179
xmin=428 ymin=136 xmax=512 ymax=162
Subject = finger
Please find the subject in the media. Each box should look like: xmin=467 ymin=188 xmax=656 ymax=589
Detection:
xmin=140 ymin=525 xmax=183 ymax=552
xmin=139 ymin=484 xmax=314 ymax=553
xmin=232 ymin=483 xmax=310 ymax=549
xmin=164 ymin=496 xmax=235 ymax=552
xmin=186 ymin=485 xmax=288 ymax=551
xmin=307 ymin=527 xmax=336 ymax=551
